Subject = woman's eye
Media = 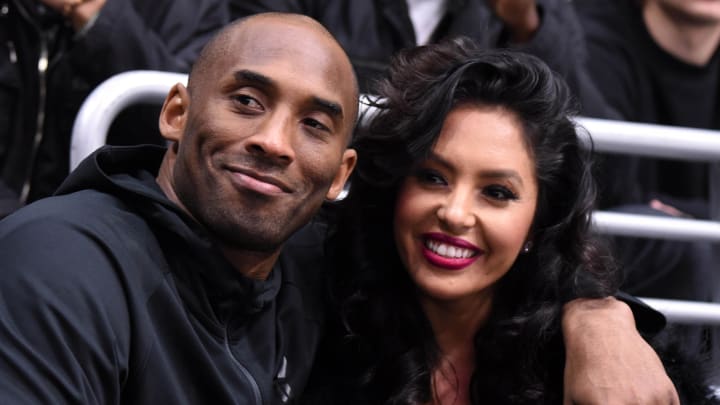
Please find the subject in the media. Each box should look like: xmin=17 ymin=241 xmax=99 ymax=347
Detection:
xmin=415 ymin=169 xmax=447 ymax=186
xmin=483 ymin=185 xmax=518 ymax=201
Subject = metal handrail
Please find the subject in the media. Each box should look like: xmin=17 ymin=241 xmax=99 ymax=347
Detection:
xmin=576 ymin=117 xmax=720 ymax=161
xmin=70 ymin=70 xmax=720 ymax=324
xmin=639 ymin=298 xmax=720 ymax=325
xmin=71 ymin=70 xmax=188 ymax=170
xmin=72 ymin=71 xmax=720 ymax=170
xmin=72 ymin=71 xmax=720 ymax=241
xmin=593 ymin=211 xmax=720 ymax=241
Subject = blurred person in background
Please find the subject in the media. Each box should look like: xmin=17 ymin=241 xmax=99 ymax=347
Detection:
xmin=0 ymin=0 xmax=228 ymax=217
xmin=575 ymin=0 xmax=720 ymax=383
xmin=230 ymin=0 xmax=612 ymax=119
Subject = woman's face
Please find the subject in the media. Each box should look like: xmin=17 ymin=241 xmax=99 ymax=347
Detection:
xmin=393 ymin=104 xmax=538 ymax=308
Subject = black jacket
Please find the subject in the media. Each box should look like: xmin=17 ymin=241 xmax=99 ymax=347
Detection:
xmin=0 ymin=145 xmax=326 ymax=404
xmin=0 ymin=0 xmax=226 ymax=211
xmin=575 ymin=0 xmax=719 ymax=216
xmin=230 ymin=0 xmax=612 ymax=117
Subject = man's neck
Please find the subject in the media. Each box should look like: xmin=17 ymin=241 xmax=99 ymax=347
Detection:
xmin=156 ymin=154 xmax=279 ymax=281
xmin=220 ymin=247 xmax=280 ymax=281
xmin=643 ymin=2 xmax=720 ymax=66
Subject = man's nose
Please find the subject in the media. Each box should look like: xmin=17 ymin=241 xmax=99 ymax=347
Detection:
xmin=245 ymin=114 xmax=295 ymax=165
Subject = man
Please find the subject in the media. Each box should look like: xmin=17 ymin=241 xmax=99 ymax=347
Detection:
xmin=0 ymin=13 xmax=677 ymax=404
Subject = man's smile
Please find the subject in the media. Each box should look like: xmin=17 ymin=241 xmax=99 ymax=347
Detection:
xmin=225 ymin=166 xmax=293 ymax=195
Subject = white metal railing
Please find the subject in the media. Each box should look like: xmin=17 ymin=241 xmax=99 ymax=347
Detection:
xmin=592 ymin=211 xmax=720 ymax=242
xmin=71 ymin=71 xmax=720 ymax=168
xmin=640 ymin=298 xmax=720 ymax=325
xmin=71 ymin=70 xmax=188 ymax=170
xmin=70 ymin=71 xmax=720 ymax=324
xmin=576 ymin=117 xmax=720 ymax=161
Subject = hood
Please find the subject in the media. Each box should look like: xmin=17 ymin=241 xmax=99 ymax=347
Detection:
xmin=57 ymin=145 xmax=283 ymax=327
xmin=56 ymin=144 xmax=197 ymax=241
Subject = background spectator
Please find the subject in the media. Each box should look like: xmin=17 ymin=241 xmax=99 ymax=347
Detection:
xmin=575 ymin=0 xmax=720 ymax=382
xmin=0 ymin=0 xmax=228 ymax=216
xmin=229 ymin=0 xmax=611 ymax=118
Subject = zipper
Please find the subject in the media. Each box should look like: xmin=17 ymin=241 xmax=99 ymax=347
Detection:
xmin=224 ymin=327 xmax=263 ymax=405
xmin=19 ymin=33 xmax=48 ymax=203
xmin=6 ymin=40 xmax=16 ymax=64
xmin=12 ymin=1 xmax=50 ymax=203
xmin=2 ymin=2 xmax=14 ymax=64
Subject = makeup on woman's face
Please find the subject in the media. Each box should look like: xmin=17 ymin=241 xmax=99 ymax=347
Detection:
xmin=393 ymin=104 xmax=538 ymax=307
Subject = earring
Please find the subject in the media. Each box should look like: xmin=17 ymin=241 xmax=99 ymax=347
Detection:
xmin=522 ymin=241 xmax=533 ymax=254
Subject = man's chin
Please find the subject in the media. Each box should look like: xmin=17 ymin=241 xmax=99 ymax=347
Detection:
xmin=210 ymin=218 xmax=291 ymax=253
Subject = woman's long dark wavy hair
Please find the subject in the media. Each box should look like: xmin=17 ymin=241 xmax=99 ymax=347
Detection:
xmin=308 ymin=38 xmax=621 ymax=405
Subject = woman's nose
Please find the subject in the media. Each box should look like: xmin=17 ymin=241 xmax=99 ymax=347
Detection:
xmin=436 ymin=189 xmax=477 ymax=232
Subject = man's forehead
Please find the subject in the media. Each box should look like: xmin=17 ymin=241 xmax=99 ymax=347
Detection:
xmin=229 ymin=19 xmax=345 ymax=67
xmin=221 ymin=20 xmax=357 ymax=108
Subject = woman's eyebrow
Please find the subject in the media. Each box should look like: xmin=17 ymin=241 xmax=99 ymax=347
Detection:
xmin=427 ymin=151 xmax=524 ymax=185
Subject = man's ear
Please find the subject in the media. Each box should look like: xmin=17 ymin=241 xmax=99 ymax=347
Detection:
xmin=325 ymin=148 xmax=357 ymax=201
xmin=159 ymin=83 xmax=190 ymax=143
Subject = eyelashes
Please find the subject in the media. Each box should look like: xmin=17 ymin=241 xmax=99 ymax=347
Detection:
xmin=413 ymin=168 xmax=520 ymax=202
xmin=415 ymin=168 xmax=447 ymax=186
xmin=231 ymin=93 xmax=263 ymax=112
xmin=230 ymin=92 xmax=333 ymax=136
xmin=301 ymin=117 xmax=330 ymax=132
xmin=482 ymin=185 xmax=519 ymax=201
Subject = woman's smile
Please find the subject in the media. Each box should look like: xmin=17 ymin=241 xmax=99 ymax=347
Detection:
xmin=421 ymin=232 xmax=482 ymax=270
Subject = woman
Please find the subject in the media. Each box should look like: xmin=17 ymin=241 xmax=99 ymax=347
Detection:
xmin=304 ymin=39 xmax=717 ymax=404
xmin=305 ymin=38 xmax=615 ymax=404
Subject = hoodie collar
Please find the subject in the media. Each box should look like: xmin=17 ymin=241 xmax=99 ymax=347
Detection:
xmin=58 ymin=145 xmax=283 ymax=327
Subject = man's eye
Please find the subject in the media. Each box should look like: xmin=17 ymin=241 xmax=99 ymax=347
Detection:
xmin=233 ymin=94 xmax=262 ymax=109
xmin=483 ymin=185 xmax=518 ymax=201
xmin=303 ymin=118 xmax=329 ymax=131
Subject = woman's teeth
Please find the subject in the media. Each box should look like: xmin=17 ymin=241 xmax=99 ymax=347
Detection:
xmin=425 ymin=240 xmax=476 ymax=259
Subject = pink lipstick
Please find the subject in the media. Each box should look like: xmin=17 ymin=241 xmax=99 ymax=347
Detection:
xmin=421 ymin=232 xmax=482 ymax=270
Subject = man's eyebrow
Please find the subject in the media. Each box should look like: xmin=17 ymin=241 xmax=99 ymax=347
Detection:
xmin=311 ymin=96 xmax=344 ymax=119
xmin=233 ymin=70 xmax=343 ymax=118
xmin=234 ymin=69 xmax=275 ymax=87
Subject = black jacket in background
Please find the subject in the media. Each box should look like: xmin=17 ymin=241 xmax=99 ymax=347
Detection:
xmin=0 ymin=0 xmax=227 ymax=212
xmin=0 ymin=145 xmax=327 ymax=404
xmin=575 ymin=0 xmax=720 ymax=215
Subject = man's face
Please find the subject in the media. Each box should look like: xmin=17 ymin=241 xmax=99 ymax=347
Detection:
xmin=163 ymin=18 xmax=357 ymax=253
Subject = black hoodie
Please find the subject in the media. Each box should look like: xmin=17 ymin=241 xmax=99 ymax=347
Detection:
xmin=0 ymin=145 xmax=327 ymax=404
